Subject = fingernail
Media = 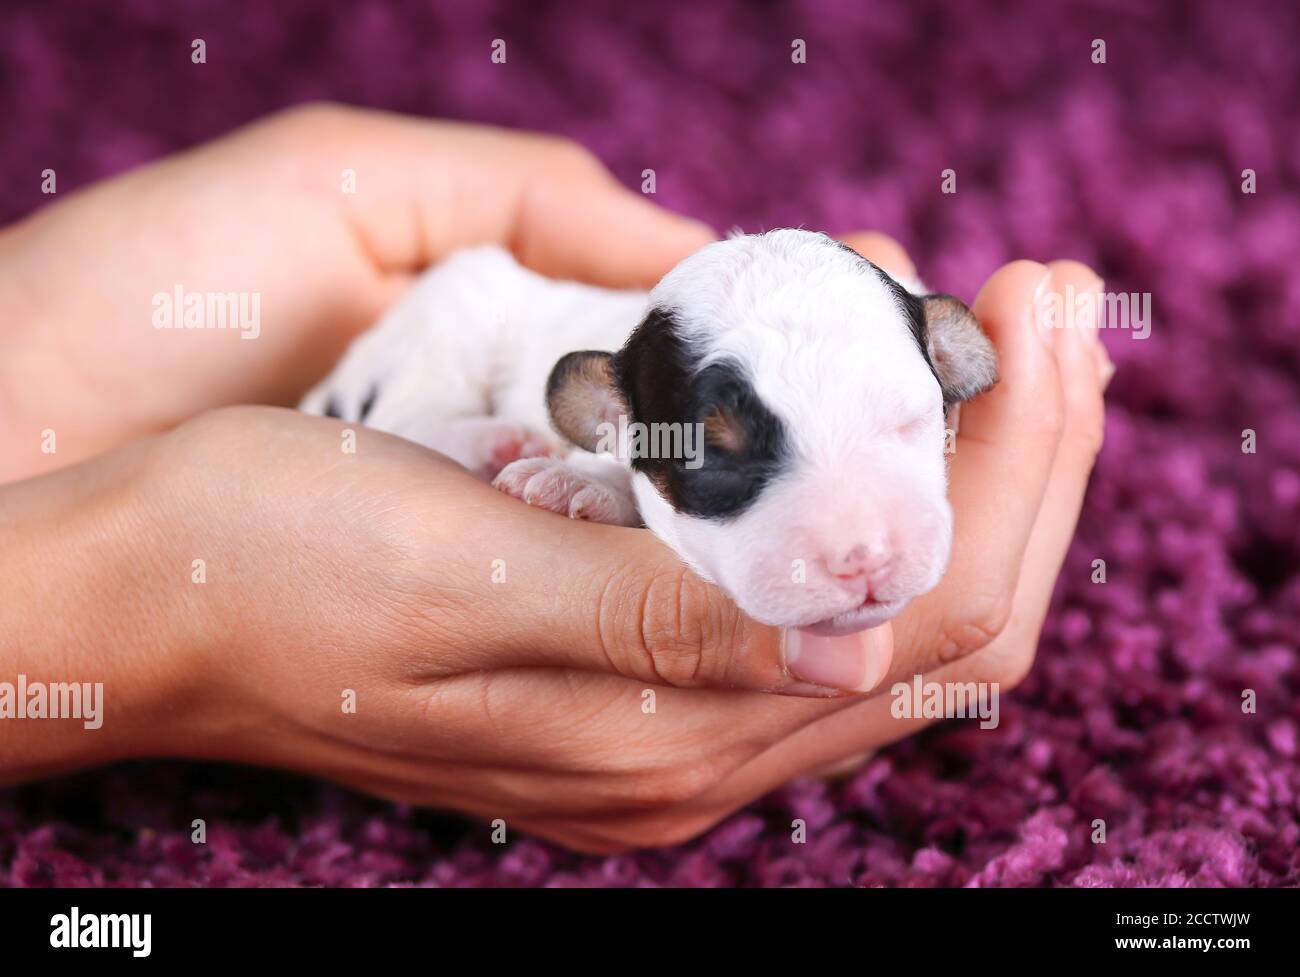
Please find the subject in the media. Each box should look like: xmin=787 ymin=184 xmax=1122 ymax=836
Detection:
xmin=1033 ymin=270 xmax=1056 ymax=348
xmin=782 ymin=627 xmax=889 ymax=694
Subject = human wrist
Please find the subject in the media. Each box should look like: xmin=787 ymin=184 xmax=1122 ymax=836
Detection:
xmin=0 ymin=440 xmax=210 ymax=783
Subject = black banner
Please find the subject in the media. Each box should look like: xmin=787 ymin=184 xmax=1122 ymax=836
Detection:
xmin=0 ymin=885 xmax=1288 ymax=965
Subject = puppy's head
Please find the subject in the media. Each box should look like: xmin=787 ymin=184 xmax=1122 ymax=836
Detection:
xmin=547 ymin=230 xmax=997 ymax=635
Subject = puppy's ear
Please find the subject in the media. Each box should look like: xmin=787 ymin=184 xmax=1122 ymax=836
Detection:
xmin=922 ymin=294 xmax=998 ymax=406
xmin=546 ymin=351 xmax=628 ymax=451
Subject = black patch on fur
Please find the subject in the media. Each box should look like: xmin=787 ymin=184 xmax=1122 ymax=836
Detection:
xmin=612 ymin=308 xmax=788 ymax=519
xmin=323 ymin=396 xmax=343 ymax=419
xmin=888 ymin=285 xmax=934 ymax=370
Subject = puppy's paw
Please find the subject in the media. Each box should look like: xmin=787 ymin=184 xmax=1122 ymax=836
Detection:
xmin=492 ymin=458 xmax=639 ymax=526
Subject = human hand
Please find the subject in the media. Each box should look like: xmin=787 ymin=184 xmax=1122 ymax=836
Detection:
xmin=0 ymin=100 xmax=1109 ymax=850
xmin=0 ymin=103 xmax=714 ymax=481
xmin=0 ymin=405 xmax=894 ymax=848
xmin=0 ymin=235 xmax=1108 ymax=851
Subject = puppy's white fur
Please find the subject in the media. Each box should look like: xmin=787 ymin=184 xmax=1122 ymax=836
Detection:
xmin=302 ymin=230 xmax=955 ymax=634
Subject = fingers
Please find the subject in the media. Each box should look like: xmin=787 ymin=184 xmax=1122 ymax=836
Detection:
xmin=895 ymin=261 xmax=1107 ymax=692
xmin=889 ymin=260 xmax=1063 ymax=674
xmin=986 ymin=260 xmax=1107 ymax=645
xmin=288 ymin=105 xmax=715 ymax=289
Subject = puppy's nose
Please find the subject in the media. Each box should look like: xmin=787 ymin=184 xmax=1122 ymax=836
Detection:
xmin=825 ymin=540 xmax=893 ymax=579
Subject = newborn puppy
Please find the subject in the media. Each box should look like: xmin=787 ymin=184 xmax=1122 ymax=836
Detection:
xmin=301 ymin=229 xmax=997 ymax=635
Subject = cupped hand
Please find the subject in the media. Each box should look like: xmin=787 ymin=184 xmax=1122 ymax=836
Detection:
xmin=4 ymin=245 xmax=1108 ymax=853
xmin=0 ymin=103 xmax=1111 ymax=851
xmin=1 ymin=405 xmax=885 ymax=844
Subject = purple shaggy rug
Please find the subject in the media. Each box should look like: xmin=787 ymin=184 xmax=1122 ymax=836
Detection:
xmin=2 ymin=0 xmax=1298 ymax=887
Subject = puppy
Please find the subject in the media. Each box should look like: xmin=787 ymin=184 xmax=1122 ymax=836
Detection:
xmin=301 ymin=229 xmax=997 ymax=635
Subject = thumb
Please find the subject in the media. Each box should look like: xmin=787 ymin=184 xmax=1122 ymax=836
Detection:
xmin=471 ymin=504 xmax=893 ymax=696
xmin=512 ymin=172 xmax=718 ymax=290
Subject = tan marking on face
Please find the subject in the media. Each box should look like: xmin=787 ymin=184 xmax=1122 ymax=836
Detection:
xmin=703 ymin=407 xmax=746 ymax=453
